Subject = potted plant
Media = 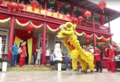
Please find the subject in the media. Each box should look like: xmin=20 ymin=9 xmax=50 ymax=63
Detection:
xmin=0 ymin=58 xmax=10 ymax=72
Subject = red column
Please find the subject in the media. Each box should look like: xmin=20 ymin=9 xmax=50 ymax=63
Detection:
xmin=8 ymin=16 xmax=15 ymax=60
xmin=92 ymin=13 xmax=96 ymax=53
xmin=108 ymin=17 xmax=113 ymax=45
xmin=44 ymin=0 xmax=47 ymax=18
xmin=71 ymin=5 xmax=74 ymax=17
xmin=93 ymin=33 xmax=96 ymax=53
xmin=41 ymin=22 xmax=46 ymax=65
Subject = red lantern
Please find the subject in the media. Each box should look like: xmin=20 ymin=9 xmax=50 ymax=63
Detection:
xmin=79 ymin=11 xmax=85 ymax=15
xmin=0 ymin=0 xmax=3 ymax=5
xmin=31 ymin=0 xmax=39 ymax=8
xmin=99 ymin=16 xmax=105 ymax=22
xmin=100 ymin=22 xmax=104 ymax=25
xmin=7 ymin=2 xmax=13 ymax=11
xmin=84 ymin=11 xmax=91 ymax=21
xmin=56 ymin=3 xmax=62 ymax=9
xmin=17 ymin=4 xmax=24 ymax=10
xmin=78 ymin=16 xmax=83 ymax=25
xmin=72 ymin=17 xmax=78 ymax=24
xmin=12 ymin=4 xmax=17 ymax=11
xmin=26 ymin=24 xmax=34 ymax=33
xmin=85 ymin=34 xmax=91 ymax=41
xmin=98 ymin=1 xmax=106 ymax=13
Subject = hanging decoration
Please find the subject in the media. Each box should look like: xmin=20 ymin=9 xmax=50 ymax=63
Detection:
xmin=17 ymin=3 xmax=24 ymax=11
xmin=75 ymin=30 xmax=85 ymax=36
xmin=12 ymin=4 xmax=17 ymax=12
xmin=0 ymin=15 xmax=11 ymax=23
xmin=84 ymin=43 xmax=92 ymax=46
xmin=56 ymin=3 xmax=62 ymax=9
xmin=79 ymin=11 xmax=85 ymax=15
xmin=47 ymin=23 xmax=59 ymax=32
xmin=100 ymin=22 xmax=104 ymax=25
xmin=112 ymin=45 xmax=118 ymax=48
xmin=0 ymin=0 xmax=3 ymax=5
xmin=7 ymin=2 xmax=13 ymax=11
xmin=85 ymin=34 xmax=92 ymax=41
xmin=98 ymin=1 xmax=106 ymax=13
xmin=99 ymin=16 xmax=105 ymax=22
xmin=26 ymin=24 xmax=34 ymax=33
xmin=71 ymin=17 xmax=78 ymax=24
xmin=48 ymin=0 xmax=56 ymax=4
xmin=84 ymin=11 xmax=91 ymax=21
xmin=16 ymin=18 xmax=43 ymax=28
xmin=31 ymin=0 xmax=39 ymax=8
xmin=78 ymin=16 xmax=83 ymax=25
xmin=97 ymin=37 xmax=108 ymax=44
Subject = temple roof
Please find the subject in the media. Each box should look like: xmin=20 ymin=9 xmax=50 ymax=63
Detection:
xmin=68 ymin=0 xmax=120 ymax=22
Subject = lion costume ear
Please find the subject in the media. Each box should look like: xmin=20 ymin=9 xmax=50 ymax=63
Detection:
xmin=73 ymin=24 xmax=76 ymax=30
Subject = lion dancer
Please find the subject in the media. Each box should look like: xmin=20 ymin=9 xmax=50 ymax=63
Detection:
xmin=104 ymin=45 xmax=118 ymax=73
xmin=19 ymin=41 xmax=27 ymax=67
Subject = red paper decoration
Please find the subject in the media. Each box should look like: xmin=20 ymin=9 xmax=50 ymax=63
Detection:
xmin=26 ymin=24 xmax=34 ymax=33
xmin=99 ymin=16 xmax=105 ymax=22
xmin=79 ymin=11 xmax=85 ymax=15
xmin=98 ymin=1 xmax=106 ymax=13
xmin=7 ymin=2 xmax=13 ymax=11
xmin=85 ymin=35 xmax=91 ymax=41
xmin=17 ymin=4 xmax=24 ymax=10
xmin=56 ymin=3 xmax=62 ymax=9
xmin=31 ymin=0 xmax=39 ymax=8
xmin=12 ymin=4 xmax=17 ymax=11
xmin=72 ymin=17 xmax=78 ymax=24
xmin=97 ymin=38 xmax=108 ymax=43
xmin=78 ymin=16 xmax=83 ymax=25
xmin=0 ymin=0 xmax=3 ymax=5
xmin=84 ymin=11 xmax=91 ymax=20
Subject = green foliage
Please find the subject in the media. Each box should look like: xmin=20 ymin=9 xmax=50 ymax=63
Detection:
xmin=0 ymin=58 xmax=10 ymax=63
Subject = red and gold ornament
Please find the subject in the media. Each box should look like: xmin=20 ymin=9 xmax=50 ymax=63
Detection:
xmin=26 ymin=24 xmax=34 ymax=33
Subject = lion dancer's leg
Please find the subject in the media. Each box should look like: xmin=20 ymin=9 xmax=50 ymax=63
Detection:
xmin=71 ymin=50 xmax=79 ymax=71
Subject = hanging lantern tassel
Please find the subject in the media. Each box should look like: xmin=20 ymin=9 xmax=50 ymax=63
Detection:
xmin=80 ymin=21 xmax=81 ymax=25
xmin=87 ymin=17 xmax=89 ymax=21
xmin=102 ymin=8 xmax=104 ymax=13
xmin=28 ymin=31 xmax=31 ymax=33
xmin=29 ymin=0 xmax=31 ymax=2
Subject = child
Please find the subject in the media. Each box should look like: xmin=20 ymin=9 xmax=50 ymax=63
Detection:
xmin=50 ymin=50 xmax=56 ymax=71
xmin=64 ymin=53 xmax=70 ymax=70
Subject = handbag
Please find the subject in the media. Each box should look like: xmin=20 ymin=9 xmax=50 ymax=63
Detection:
xmin=17 ymin=47 xmax=22 ymax=54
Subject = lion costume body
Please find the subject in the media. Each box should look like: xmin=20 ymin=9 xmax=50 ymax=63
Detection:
xmin=57 ymin=22 xmax=95 ymax=71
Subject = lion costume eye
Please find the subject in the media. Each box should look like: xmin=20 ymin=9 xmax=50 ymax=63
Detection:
xmin=67 ymin=25 xmax=71 ymax=28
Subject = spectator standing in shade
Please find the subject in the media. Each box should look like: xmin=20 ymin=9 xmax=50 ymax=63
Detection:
xmin=50 ymin=50 xmax=56 ymax=71
xmin=64 ymin=53 xmax=70 ymax=70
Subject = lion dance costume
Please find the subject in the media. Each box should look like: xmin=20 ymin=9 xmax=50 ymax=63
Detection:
xmin=57 ymin=22 xmax=95 ymax=72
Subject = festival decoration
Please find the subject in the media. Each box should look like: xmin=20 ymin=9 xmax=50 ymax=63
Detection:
xmin=0 ymin=0 xmax=3 ymax=5
xmin=0 ymin=15 xmax=11 ymax=23
xmin=31 ymin=0 xmax=39 ymax=8
xmin=100 ymin=22 xmax=104 ymax=25
xmin=99 ymin=16 xmax=105 ymax=22
xmin=56 ymin=3 xmax=62 ymax=9
xmin=97 ymin=37 xmax=108 ymax=44
xmin=71 ymin=17 xmax=78 ymax=24
xmin=78 ymin=16 xmax=83 ymax=25
xmin=84 ymin=43 xmax=92 ymax=46
xmin=98 ymin=1 xmax=106 ymax=13
xmin=16 ymin=18 xmax=43 ymax=28
xmin=26 ymin=24 xmax=34 ymax=33
xmin=48 ymin=0 xmax=56 ymax=4
xmin=17 ymin=3 xmax=24 ymax=10
xmin=47 ymin=24 xmax=59 ymax=32
xmin=12 ymin=4 xmax=17 ymax=11
xmin=57 ymin=22 xmax=95 ymax=71
xmin=7 ymin=2 xmax=13 ymax=11
xmin=84 ymin=11 xmax=91 ymax=21
xmin=85 ymin=34 xmax=92 ymax=41
xmin=112 ymin=45 xmax=118 ymax=48
xmin=79 ymin=11 xmax=85 ymax=15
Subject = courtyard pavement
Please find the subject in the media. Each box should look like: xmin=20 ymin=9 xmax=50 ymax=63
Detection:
xmin=0 ymin=69 xmax=120 ymax=82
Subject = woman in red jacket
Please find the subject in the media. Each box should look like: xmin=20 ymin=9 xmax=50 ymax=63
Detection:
xmin=104 ymin=45 xmax=118 ymax=73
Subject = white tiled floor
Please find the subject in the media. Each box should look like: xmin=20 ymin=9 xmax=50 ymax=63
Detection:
xmin=0 ymin=69 xmax=120 ymax=82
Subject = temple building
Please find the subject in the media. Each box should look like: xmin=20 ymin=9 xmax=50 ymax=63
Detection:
xmin=0 ymin=0 xmax=120 ymax=65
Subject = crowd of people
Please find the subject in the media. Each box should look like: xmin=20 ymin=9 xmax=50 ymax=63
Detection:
xmin=10 ymin=40 xmax=118 ymax=73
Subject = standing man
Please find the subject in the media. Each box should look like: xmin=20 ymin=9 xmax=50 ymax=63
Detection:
xmin=104 ymin=45 xmax=118 ymax=73
xmin=94 ymin=47 xmax=102 ymax=73
xmin=10 ymin=43 xmax=18 ymax=67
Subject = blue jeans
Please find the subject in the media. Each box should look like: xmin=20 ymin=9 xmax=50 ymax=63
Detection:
xmin=11 ymin=55 xmax=17 ymax=67
xmin=65 ymin=62 xmax=70 ymax=69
